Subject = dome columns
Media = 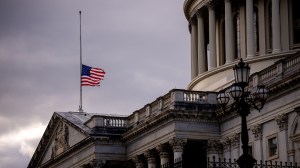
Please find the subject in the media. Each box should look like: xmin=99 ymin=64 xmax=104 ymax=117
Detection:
xmin=272 ymin=0 xmax=281 ymax=53
xmin=207 ymin=1 xmax=217 ymax=70
xmin=190 ymin=20 xmax=198 ymax=79
xmin=196 ymin=10 xmax=207 ymax=74
xmin=188 ymin=0 xmax=285 ymax=80
xmin=246 ymin=0 xmax=255 ymax=58
xmin=224 ymin=0 xmax=235 ymax=64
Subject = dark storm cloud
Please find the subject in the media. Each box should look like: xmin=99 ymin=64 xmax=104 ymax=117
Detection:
xmin=0 ymin=0 xmax=189 ymax=167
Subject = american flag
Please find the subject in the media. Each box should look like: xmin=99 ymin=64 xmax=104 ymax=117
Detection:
xmin=81 ymin=64 xmax=105 ymax=86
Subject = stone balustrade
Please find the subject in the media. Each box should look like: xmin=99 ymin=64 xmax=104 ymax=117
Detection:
xmin=127 ymin=89 xmax=218 ymax=128
xmin=86 ymin=115 xmax=128 ymax=128
xmin=85 ymin=89 xmax=218 ymax=130
xmin=250 ymin=51 xmax=300 ymax=88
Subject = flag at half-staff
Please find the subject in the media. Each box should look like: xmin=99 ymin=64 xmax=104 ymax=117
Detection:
xmin=81 ymin=64 xmax=105 ymax=86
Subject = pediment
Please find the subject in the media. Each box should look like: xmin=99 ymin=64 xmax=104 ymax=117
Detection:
xmin=28 ymin=112 xmax=89 ymax=168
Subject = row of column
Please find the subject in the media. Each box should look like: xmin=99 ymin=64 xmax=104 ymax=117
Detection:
xmin=191 ymin=0 xmax=282 ymax=79
xmin=133 ymin=138 xmax=186 ymax=168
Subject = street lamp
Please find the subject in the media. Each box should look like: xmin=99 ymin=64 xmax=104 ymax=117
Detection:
xmin=217 ymin=59 xmax=269 ymax=168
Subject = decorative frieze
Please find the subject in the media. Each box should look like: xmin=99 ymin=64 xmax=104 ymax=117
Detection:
xmin=251 ymin=124 xmax=262 ymax=140
xmin=275 ymin=113 xmax=288 ymax=131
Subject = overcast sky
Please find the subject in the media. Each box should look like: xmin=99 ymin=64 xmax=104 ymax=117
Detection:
xmin=0 ymin=0 xmax=190 ymax=167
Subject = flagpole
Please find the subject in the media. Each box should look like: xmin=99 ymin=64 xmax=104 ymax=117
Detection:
xmin=79 ymin=11 xmax=83 ymax=112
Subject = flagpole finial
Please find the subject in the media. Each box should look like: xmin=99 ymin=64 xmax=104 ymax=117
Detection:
xmin=78 ymin=106 xmax=83 ymax=112
xmin=79 ymin=11 xmax=81 ymax=14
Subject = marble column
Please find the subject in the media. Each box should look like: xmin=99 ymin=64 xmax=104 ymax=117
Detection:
xmin=169 ymin=138 xmax=187 ymax=163
xmin=280 ymin=0 xmax=289 ymax=51
xmin=246 ymin=0 xmax=255 ymax=58
xmin=197 ymin=10 xmax=207 ymax=74
xmin=224 ymin=0 xmax=235 ymax=64
xmin=190 ymin=21 xmax=198 ymax=79
xmin=251 ymin=124 xmax=263 ymax=161
xmin=208 ymin=2 xmax=217 ymax=70
xmin=145 ymin=150 xmax=157 ymax=168
xmin=272 ymin=0 xmax=281 ymax=53
xmin=275 ymin=113 xmax=288 ymax=161
xmin=156 ymin=144 xmax=169 ymax=166
xmin=258 ymin=0 xmax=266 ymax=55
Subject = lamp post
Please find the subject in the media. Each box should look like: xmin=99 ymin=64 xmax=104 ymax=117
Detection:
xmin=217 ymin=59 xmax=269 ymax=168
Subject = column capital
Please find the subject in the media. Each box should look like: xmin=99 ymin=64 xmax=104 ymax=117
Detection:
xmin=190 ymin=18 xmax=197 ymax=26
xmin=229 ymin=133 xmax=240 ymax=148
xmin=221 ymin=137 xmax=231 ymax=150
xmin=206 ymin=1 xmax=215 ymax=10
xmin=196 ymin=9 xmax=205 ymax=18
xmin=207 ymin=140 xmax=223 ymax=154
xmin=144 ymin=150 xmax=156 ymax=164
xmin=169 ymin=138 xmax=187 ymax=153
xmin=156 ymin=144 xmax=169 ymax=158
xmin=133 ymin=155 xmax=144 ymax=168
xmin=90 ymin=159 xmax=106 ymax=168
xmin=251 ymin=124 xmax=262 ymax=140
xmin=275 ymin=113 xmax=288 ymax=131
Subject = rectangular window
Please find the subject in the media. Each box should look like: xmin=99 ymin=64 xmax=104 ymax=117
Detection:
xmin=267 ymin=134 xmax=278 ymax=159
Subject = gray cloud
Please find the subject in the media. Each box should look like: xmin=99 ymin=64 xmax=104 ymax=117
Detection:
xmin=0 ymin=0 xmax=190 ymax=166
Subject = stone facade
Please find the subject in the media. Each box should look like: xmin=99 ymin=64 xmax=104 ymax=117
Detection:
xmin=29 ymin=0 xmax=300 ymax=167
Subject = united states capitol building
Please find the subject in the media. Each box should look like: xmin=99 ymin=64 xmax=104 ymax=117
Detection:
xmin=29 ymin=0 xmax=300 ymax=167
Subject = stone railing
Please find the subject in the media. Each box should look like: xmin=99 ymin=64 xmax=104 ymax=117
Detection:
xmin=86 ymin=115 xmax=128 ymax=128
xmin=103 ymin=117 xmax=127 ymax=127
xmin=127 ymin=89 xmax=218 ymax=128
xmin=249 ymin=51 xmax=300 ymax=88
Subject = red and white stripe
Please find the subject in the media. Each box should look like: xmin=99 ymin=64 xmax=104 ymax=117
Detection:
xmin=81 ymin=68 xmax=105 ymax=86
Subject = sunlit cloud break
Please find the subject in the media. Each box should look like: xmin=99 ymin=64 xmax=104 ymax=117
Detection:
xmin=0 ymin=123 xmax=46 ymax=157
